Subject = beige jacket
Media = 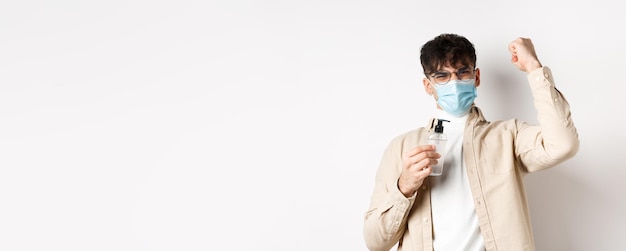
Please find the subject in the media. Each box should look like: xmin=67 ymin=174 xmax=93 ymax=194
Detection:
xmin=363 ymin=67 xmax=579 ymax=251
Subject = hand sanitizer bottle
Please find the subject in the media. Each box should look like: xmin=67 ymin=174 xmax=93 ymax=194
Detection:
xmin=428 ymin=119 xmax=449 ymax=176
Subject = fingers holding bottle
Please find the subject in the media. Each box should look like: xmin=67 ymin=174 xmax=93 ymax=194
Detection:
xmin=398 ymin=145 xmax=440 ymax=197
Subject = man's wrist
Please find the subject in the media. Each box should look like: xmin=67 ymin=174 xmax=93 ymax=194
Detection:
xmin=397 ymin=179 xmax=416 ymax=198
xmin=525 ymin=61 xmax=542 ymax=72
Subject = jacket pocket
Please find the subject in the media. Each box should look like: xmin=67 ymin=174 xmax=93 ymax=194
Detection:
xmin=482 ymin=142 xmax=515 ymax=173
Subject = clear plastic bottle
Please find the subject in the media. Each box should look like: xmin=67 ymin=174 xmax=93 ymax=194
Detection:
xmin=428 ymin=119 xmax=449 ymax=176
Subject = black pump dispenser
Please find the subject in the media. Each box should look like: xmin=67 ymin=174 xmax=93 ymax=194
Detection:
xmin=434 ymin=119 xmax=450 ymax=133
xmin=428 ymin=118 xmax=450 ymax=176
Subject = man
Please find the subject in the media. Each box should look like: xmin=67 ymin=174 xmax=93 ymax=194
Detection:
xmin=363 ymin=34 xmax=579 ymax=251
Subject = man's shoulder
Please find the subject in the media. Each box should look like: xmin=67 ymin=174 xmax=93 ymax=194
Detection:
xmin=480 ymin=117 xmax=526 ymax=127
xmin=475 ymin=117 xmax=529 ymax=136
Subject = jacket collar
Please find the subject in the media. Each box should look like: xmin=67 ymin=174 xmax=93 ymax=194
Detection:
xmin=427 ymin=105 xmax=484 ymax=131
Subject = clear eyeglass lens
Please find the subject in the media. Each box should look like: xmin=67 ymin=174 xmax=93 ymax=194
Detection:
xmin=432 ymin=68 xmax=473 ymax=84
xmin=433 ymin=73 xmax=450 ymax=84
xmin=458 ymin=69 xmax=472 ymax=79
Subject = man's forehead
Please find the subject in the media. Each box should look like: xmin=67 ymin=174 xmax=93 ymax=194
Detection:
xmin=437 ymin=63 xmax=471 ymax=71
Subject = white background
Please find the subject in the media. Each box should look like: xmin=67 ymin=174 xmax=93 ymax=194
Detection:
xmin=1 ymin=1 xmax=624 ymax=250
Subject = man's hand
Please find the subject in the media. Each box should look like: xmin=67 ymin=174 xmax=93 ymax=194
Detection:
xmin=397 ymin=145 xmax=439 ymax=197
xmin=509 ymin=37 xmax=543 ymax=73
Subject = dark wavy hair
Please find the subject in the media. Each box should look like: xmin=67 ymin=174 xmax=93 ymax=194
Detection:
xmin=420 ymin=33 xmax=477 ymax=75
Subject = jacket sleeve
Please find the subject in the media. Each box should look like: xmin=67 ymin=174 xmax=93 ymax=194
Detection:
xmin=363 ymin=137 xmax=417 ymax=251
xmin=515 ymin=66 xmax=580 ymax=172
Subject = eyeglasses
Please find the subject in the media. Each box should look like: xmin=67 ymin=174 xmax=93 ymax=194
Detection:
xmin=428 ymin=67 xmax=476 ymax=85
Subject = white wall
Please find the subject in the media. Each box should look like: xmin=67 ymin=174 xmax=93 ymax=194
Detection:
xmin=1 ymin=1 xmax=624 ymax=250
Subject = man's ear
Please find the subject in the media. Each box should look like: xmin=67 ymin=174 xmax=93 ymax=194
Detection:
xmin=475 ymin=68 xmax=481 ymax=87
xmin=423 ymin=77 xmax=433 ymax=95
